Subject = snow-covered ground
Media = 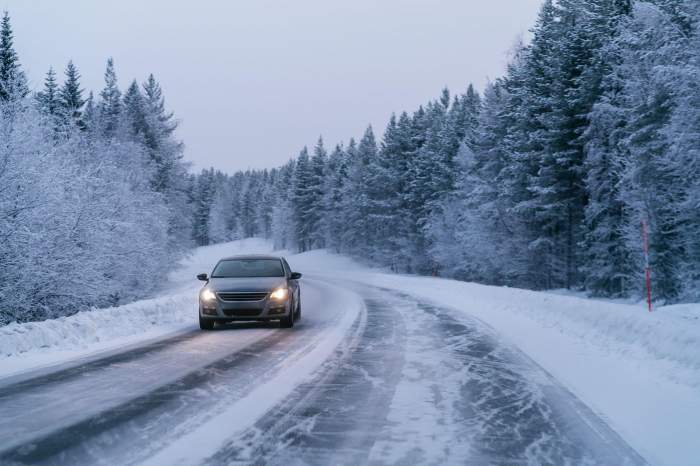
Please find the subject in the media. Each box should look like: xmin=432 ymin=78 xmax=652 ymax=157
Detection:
xmin=1 ymin=239 xmax=699 ymax=465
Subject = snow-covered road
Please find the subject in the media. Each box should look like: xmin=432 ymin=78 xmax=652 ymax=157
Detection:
xmin=0 ymin=276 xmax=646 ymax=465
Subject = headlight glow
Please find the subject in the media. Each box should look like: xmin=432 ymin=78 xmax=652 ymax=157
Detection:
xmin=200 ymin=288 xmax=217 ymax=302
xmin=270 ymin=287 xmax=288 ymax=301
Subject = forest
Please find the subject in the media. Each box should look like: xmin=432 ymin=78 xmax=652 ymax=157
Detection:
xmin=191 ymin=0 xmax=700 ymax=303
xmin=0 ymin=12 xmax=191 ymax=323
xmin=1 ymin=0 xmax=699 ymax=324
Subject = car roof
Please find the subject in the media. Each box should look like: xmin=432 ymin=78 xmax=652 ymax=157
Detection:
xmin=219 ymin=254 xmax=285 ymax=261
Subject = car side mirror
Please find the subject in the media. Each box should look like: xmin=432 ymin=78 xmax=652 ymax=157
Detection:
xmin=290 ymin=272 xmax=302 ymax=280
xmin=197 ymin=273 xmax=208 ymax=281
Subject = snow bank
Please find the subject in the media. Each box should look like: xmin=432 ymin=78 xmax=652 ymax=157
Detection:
xmin=0 ymin=290 xmax=196 ymax=359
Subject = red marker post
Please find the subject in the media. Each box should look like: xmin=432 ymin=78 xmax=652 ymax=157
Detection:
xmin=641 ymin=219 xmax=653 ymax=312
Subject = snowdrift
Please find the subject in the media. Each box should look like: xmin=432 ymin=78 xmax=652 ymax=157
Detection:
xmin=0 ymin=290 xmax=196 ymax=359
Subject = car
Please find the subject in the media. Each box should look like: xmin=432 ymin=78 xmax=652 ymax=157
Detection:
xmin=196 ymin=254 xmax=302 ymax=330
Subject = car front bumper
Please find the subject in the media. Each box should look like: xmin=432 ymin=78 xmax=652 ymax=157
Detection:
xmin=199 ymin=296 xmax=291 ymax=321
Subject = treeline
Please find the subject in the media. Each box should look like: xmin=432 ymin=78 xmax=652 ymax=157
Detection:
xmin=191 ymin=0 xmax=700 ymax=303
xmin=0 ymin=13 xmax=191 ymax=324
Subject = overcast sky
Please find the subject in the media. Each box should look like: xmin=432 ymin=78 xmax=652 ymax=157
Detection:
xmin=5 ymin=0 xmax=542 ymax=173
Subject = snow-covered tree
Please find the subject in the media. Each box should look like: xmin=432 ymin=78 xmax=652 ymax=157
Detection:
xmin=98 ymin=58 xmax=121 ymax=138
xmin=0 ymin=11 xmax=27 ymax=102
xmin=59 ymin=60 xmax=85 ymax=125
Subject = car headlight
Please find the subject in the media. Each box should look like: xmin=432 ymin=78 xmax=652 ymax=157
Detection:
xmin=200 ymin=288 xmax=217 ymax=302
xmin=270 ymin=287 xmax=288 ymax=301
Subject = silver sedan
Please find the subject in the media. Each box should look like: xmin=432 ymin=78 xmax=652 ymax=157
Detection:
xmin=196 ymin=255 xmax=302 ymax=330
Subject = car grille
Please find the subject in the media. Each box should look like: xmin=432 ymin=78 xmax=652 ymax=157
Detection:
xmin=223 ymin=309 xmax=262 ymax=317
xmin=217 ymin=292 xmax=268 ymax=302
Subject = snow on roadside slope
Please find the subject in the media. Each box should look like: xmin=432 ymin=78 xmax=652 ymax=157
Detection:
xmin=289 ymin=249 xmax=700 ymax=466
xmin=0 ymin=238 xmax=275 ymax=377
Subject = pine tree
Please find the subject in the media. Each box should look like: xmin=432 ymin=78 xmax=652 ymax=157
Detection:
xmin=59 ymin=60 xmax=85 ymax=125
xmin=123 ymin=79 xmax=145 ymax=140
xmin=322 ymin=143 xmax=348 ymax=251
xmin=141 ymin=74 xmax=182 ymax=193
xmin=405 ymin=99 xmax=451 ymax=273
xmin=35 ymin=67 xmax=60 ymax=116
xmin=0 ymin=11 xmax=27 ymax=101
xmin=308 ymin=137 xmax=328 ymax=248
xmin=271 ymin=160 xmax=296 ymax=250
xmin=98 ymin=58 xmax=122 ymax=138
xmin=341 ymin=128 xmax=378 ymax=260
xmin=292 ymin=147 xmax=314 ymax=252
xmin=369 ymin=114 xmax=411 ymax=268
xmin=82 ymin=91 xmax=98 ymax=135
xmin=339 ymin=138 xmax=365 ymax=256
xmin=192 ymin=169 xmax=217 ymax=246
xmin=612 ymin=1 xmax=693 ymax=300
xmin=581 ymin=1 xmax=636 ymax=297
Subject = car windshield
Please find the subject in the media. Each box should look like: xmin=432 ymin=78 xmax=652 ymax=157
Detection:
xmin=211 ymin=259 xmax=284 ymax=278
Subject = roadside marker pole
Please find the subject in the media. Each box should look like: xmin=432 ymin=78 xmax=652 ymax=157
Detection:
xmin=641 ymin=219 xmax=653 ymax=313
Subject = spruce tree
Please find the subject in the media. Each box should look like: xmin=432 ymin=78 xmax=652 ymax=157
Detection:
xmin=59 ymin=60 xmax=85 ymax=125
xmin=0 ymin=11 xmax=27 ymax=101
xmin=98 ymin=58 xmax=122 ymax=138
xmin=123 ymin=79 xmax=145 ymax=140
xmin=580 ymin=1 xmax=636 ymax=297
xmin=82 ymin=91 xmax=99 ymax=135
xmin=35 ymin=67 xmax=60 ymax=116
xmin=322 ymin=143 xmax=348 ymax=252
xmin=369 ymin=114 xmax=409 ymax=267
xmin=308 ymin=137 xmax=328 ymax=249
xmin=613 ymin=2 xmax=691 ymax=300
xmin=141 ymin=74 xmax=182 ymax=193
xmin=292 ymin=147 xmax=314 ymax=252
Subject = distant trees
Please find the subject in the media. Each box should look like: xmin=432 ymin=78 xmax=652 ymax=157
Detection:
xmin=188 ymin=0 xmax=700 ymax=304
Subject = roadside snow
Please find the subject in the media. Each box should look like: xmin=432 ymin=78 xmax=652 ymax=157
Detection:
xmin=289 ymin=249 xmax=700 ymax=466
xmin=0 ymin=238 xmax=275 ymax=377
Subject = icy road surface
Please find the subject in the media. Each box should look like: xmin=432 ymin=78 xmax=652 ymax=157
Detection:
xmin=0 ymin=279 xmax=646 ymax=465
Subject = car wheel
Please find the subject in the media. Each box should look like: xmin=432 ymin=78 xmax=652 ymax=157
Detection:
xmin=199 ymin=315 xmax=215 ymax=330
xmin=294 ymin=294 xmax=301 ymax=321
xmin=280 ymin=307 xmax=294 ymax=328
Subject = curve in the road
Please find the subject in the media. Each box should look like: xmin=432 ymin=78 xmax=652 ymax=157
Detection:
xmin=203 ymin=283 xmax=648 ymax=466
xmin=0 ymin=279 xmax=648 ymax=466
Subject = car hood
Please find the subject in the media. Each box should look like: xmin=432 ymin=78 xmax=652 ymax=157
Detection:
xmin=207 ymin=277 xmax=286 ymax=292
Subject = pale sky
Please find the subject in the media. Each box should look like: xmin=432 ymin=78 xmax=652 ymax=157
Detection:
xmin=5 ymin=0 xmax=542 ymax=173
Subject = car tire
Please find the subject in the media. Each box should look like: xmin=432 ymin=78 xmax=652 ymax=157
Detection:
xmin=294 ymin=294 xmax=301 ymax=321
xmin=199 ymin=315 xmax=215 ymax=330
xmin=280 ymin=305 xmax=294 ymax=328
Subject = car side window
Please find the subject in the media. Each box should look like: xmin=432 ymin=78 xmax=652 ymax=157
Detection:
xmin=282 ymin=259 xmax=291 ymax=277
